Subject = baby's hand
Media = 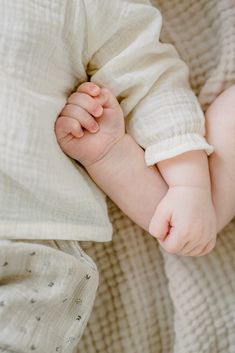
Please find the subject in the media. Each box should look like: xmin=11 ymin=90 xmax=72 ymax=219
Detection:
xmin=55 ymin=82 xmax=125 ymax=167
xmin=149 ymin=186 xmax=217 ymax=256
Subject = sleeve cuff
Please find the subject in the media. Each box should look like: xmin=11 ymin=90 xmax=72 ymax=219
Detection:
xmin=145 ymin=133 xmax=214 ymax=166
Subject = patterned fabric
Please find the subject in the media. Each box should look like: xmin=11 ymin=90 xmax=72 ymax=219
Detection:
xmin=0 ymin=240 xmax=98 ymax=353
xmin=78 ymin=1 xmax=235 ymax=352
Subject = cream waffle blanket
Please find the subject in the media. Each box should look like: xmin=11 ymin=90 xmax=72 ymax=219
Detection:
xmin=79 ymin=1 xmax=235 ymax=352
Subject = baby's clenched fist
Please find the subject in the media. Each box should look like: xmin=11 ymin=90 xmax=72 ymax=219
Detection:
xmin=55 ymin=82 xmax=125 ymax=167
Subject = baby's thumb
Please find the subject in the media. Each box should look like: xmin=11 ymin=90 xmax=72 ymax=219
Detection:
xmin=149 ymin=208 xmax=170 ymax=241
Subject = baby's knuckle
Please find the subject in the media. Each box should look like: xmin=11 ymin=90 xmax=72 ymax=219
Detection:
xmin=62 ymin=103 xmax=73 ymax=114
xmin=80 ymin=81 xmax=89 ymax=87
xmin=68 ymin=92 xmax=78 ymax=102
xmin=77 ymin=82 xmax=89 ymax=90
xmin=89 ymin=82 xmax=98 ymax=89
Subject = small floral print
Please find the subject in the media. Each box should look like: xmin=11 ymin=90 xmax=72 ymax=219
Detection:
xmin=67 ymin=337 xmax=75 ymax=344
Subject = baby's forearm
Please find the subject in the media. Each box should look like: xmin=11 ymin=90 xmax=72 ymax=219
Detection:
xmin=86 ymin=134 xmax=168 ymax=231
xmin=157 ymin=150 xmax=212 ymax=190
xmin=86 ymin=135 xmax=212 ymax=233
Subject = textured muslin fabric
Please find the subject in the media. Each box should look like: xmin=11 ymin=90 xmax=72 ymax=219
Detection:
xmin=0 ymin=239 xmax=98 ymax=353
xmin=87 ymin=0 xmax=213 ymax=165
xmin=0 ymin=0 xmax=111 ymax=241
xmin=79 ymin=209 xmax=235 ymax=353
xmin=0 ymin=0 xmax=234 ymax=352
xmin=78 ymin=1 xmax=235 ymax=352
xmin=0 ymin=0 xmax=212 ymax=241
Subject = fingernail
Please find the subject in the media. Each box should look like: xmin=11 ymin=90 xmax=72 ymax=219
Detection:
xmin=91 ymin=86 xmax=99 ymax=94
xmin=91 ymin=123 xmax=99 ymax=133
xmin=94 ymin=105 xmax=103 ymax=116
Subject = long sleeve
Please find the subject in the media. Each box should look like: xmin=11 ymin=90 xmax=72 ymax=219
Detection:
xmin=84 ymin=0 xmax=213 ymax=165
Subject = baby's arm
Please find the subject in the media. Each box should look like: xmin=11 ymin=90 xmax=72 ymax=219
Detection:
xmin=55 ymin=82 xmax=167 ymax=230
xmin=55 ymin=83 xmax=216 ymax=257
xmin=150 ymin=151 xmax=216 ymax=256
xmin=89 ymin=140 xmax=217 ymax=257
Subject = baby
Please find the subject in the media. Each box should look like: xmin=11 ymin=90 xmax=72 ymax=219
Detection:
xmin=55 ymin=82 xmax=235 ymax=257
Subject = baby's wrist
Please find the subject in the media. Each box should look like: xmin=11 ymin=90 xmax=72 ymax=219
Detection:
xmin=168 ymin=184 xmax=212 ymax=196
xmin=85 ymin=134 xmax=131 ymax=174
xmin=157 ymin=150 xmax=212 ymax=190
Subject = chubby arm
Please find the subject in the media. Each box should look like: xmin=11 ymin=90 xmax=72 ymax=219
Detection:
xmin=86 ymin=137 xmax=217 ymax=258
xmin=55 ymin=83 xmax=216 ymax=257
xmin=158 ymin=150 xmax=211 ymax=189
xmin=55 ymin=82 xmax=167 ymax=231
xmin=149 ymin=151 xmax=217 ymax=256
xmin=86 ymin=134 xmax=168 ymax=231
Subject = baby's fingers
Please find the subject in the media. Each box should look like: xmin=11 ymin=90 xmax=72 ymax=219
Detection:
xmin=96 ymin=87 xmax=121 ymax=112
xmin=182 ymin=240 xmax=215 ymax=257
xmin=179 ymin=242 xmax=204 ymax=257
xmin=149 ymin=208 xmax=171 ymax=241
xmin=77 ymin=83 xmax=118 ymax=110
xmin=77 ymin=82 xmax=101 ymax=97
xmin=61 ymin=105 xmax=99 ymax=133
xmin=159 ymin=228 xmax=187 ymax=255
xmin=55 ymin=116 xmax=83 ymax=140
xmin=197 ymin=240 xmax=216 ymax=257
xmin=67 ymin=92 xmax=103 ymax=118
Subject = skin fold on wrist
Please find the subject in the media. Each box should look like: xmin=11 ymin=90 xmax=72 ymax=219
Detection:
xmin=85 ymin=134 xmax=131 ymax=172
